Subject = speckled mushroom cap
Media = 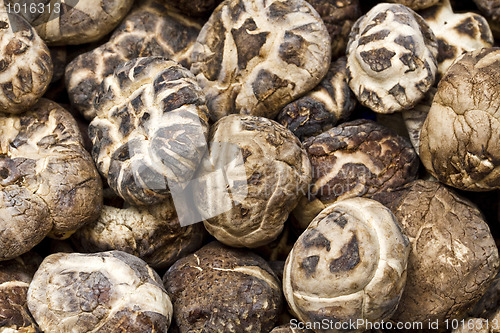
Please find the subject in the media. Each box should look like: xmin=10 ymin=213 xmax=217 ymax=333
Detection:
xmin=190 ymin=0 xmax=331 ymax=121
xmin=0 ymin=12 xmax=52 ymax=114
xmin=5 ymin=0 xmax=134 ymax=45
xmin=72 ymin=196 xmax=205 ymax=270
xmin=0 ymin=99 xmax=102 ymax=261
xmin=89 ymin=57 xmax=209 ymax=206
xmin=163 ymin=0 xmax=222 ymax=17
xmin=277 ymin=57 xmax=356 ymax=141
xmin=346 ymin=3 xmax=438 ymax=113
xmin=420 ymin=0 xmax=493 ymax=76
xmin=374 ymin=180 xmax=500 ymax=328
xmin=283 ymin=198 xmax=410 ymax=331
xmin=385 ymin=0 xmax=440 ymax=10
xmin=65 ymin=0 xmax=202 ymax=120
xmin=419 ymin=48 xmax=500 ymax=191
xmin=27 ymin=251 xmax=172 ymax=333
xmin=194 ymin=114 xmax=311 ymax=248
xmin=293 ymin=119 xmax=419 ymax=229
xmin=163 ymin=242 xmax=283 ymax=333
xmin=0 ymin=252 xmax=42 ymax=332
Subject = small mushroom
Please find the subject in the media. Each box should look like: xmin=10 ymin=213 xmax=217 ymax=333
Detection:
xmin=0 ymin=99 xmax=102 ymax=261
xmin=346 ymin=3 xmax=438 ymax=113
xmin=385 ymin=0 xmax=440 ymax=10
xmin=419 ymin=48 xmax=500 ymax=191
xmin=374 ymin=180 xmax=500 ymax=329
xmin=194 ymin=114 xmax=311 ymax=248
xmin=190 ymin=0 xmax=331 ymax=121
xmin=293 ymin=119 xmax=419 ymax=229
xmin=65 ymin=0 xmax=202 ymax=120
xmin=89 ymin=57 xmax=209 ymax=206
xmin=283 ymin=198 xmax=410 ymax=331
xmin=277 ymin=57 xmax=357 ymax=141
xmin=163 ymin=241 xmax=283 ymax=333
xmin=0 ymin=12 xmax=52 ymax=114
xmin=27 ymin=251 xmax=172 ymax=333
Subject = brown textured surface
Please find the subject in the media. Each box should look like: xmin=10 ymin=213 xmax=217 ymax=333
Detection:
xmin=277 ymin=57 xmax=356 ymax=141
xmin=164 ymin=0 xmax=222 ymax=17
xmin=164 ymin=242 xmax=282 ymax=333
xmin=419 ymin=48 xmax=500 ymax=191
xmin=0 ymin=99 xmax=102 ymax=260
xmin=65 ymin=0 xmax=202 ymax=120
xmin=375 ymin=180 xmax=500 ymax=329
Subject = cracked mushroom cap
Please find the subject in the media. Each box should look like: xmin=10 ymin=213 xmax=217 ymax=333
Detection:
xmin=374 ymin=180 xmax=500 ymax=328
xmin=420 ymin=0 xmax=494 ymax=76
xmin=0 ymin=99 xmax=102 ymax=261
xmin=163 ymin=241 xmax=283 ymax=333
xmin=0 ymin=12 xmax=52 ymax=114
xmin=89 ymin=57 xmax=209 ymax=206
xmin=194 ymin=114 xmax=312 ymax=248
xmin=27 ymin=251 xmax=172 ymax=333
xmin=346 ymin=3 xmax=438 ymax=113
xmin=419 ymin=47 xmax=500 ymax=191
xmin=72 ymin=196 xmax=205 ymax=270
xmin=283 ymin=198 xmax=410 ymax=332
xmin=293 ymin=119 xmax=419 ymax=229
xmin=277 ymin=57 xmax=357 ymax=141
xmin=65 ymin=0 xmax=202 ymax=120
xmin=0 ymin=252 xmax=42 ymax=333
xmin=4 ymin=0 xmax=134 ymax=46
xmin=190 ymin=0 xmax=331 ymax=121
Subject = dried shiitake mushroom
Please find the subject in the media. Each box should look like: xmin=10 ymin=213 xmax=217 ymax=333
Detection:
xmin=0 ymin=99 xmax=102 ymax=261
xmin=293 ymin=119 xmax=419 ymax=229
xmin=374 ymin=180 xmax=500 ymax=329
xmin=89 ymin=57 xmax=209 ymax=206
xmin=0 ymin=252 xmax=42 ymax=332
xmin=27 ymin=251 xmax=172 ymax=333
xmin=277 ymin=57 xmax=356 ymax=141
xmin=347 ymin=3 xmax=438 ymax=113
xmin=386 ymin=0 xmax=440 ymax=10
xmin=419 ymin=48 xmax=500 ymax=191
xmin=0 ymin=12 xmax=52 ymax=114
xmin=164 ymin=242 xmax=283 ymax=333
xmin=473 ymin=0 xmax=500 ymax=37
xmin=191 ymin=0 xmax=331 ymax=121
xmin=420 ymin=0 xmax=493 ymax=76
xmin=4 ymin=0 xmax=134 ymax=45
xmin=194 ymin=114 xmax=311 ymax=248
xmin=283 ymin=198 xmax=410 ymax=331
xmin=65 ymin=0 xmax=202 ymax=120
xmin=72 ymin=196 xmax=205 ymax=270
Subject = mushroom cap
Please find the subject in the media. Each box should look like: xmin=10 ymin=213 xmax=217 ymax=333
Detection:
xmin=27 ymin=251 xmax=172 ymax=333
xmin=0 ymin=12 xmax=52 ymax=114
xmin=375 ymin=180 xmax=500 ymax=327
xmin=0 ymin=99 xmax=102 ymax=260
xmin=164 ymin=241 xmax=282 ymax=333
xmin=473 ymin=0 xmax=500 ymax=23
xmin=89 ymin=57 xmax=209 ymax=206
xmin=190 ymin=0 xmax=331 ymax=121
xmin=419 ymin=47 xmax=500 ymax=191
xmin=283 ymin=198 xmax=410 ymax=331
xmin=65 ymin=0 xmax=202 ymax=120
xmin=346 ymin=3 xmax=438 ymax=113
xmin=195 ymin=114 xmax=311 ymax=248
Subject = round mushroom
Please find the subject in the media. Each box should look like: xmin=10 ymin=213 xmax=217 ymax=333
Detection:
xmin=0 ymin=98 xmax=102 ymax=261
xmin=283 ymin=198 xmax=410 ymax=331
xmin=346 ymin=3 xmax=438 ymax=113
xmin=374 ymin=180 xmax=500 ymax=329
xmin=293 ymin=119 xmax=419 ymax=229
xmin=89 ymin=57 xmax=209 ymax=206
xmin=277 ymin=57 xmax=356 ymax=141
xmin=190 ymin=0 xmax=331 ymax=121
xmin=27 ymin=251 xmax=172 ymax=333
xmin=194 ymin=114 xmax=311 ymax=248
xmin=163 ymin=241 xmax=283 ymax=333
xmin=419 ymin=48 xmax=500 ymax=191
xmin=0 ymin=12 xmax=52 ymax=114
xmin=65 ymin=0 xmax=202 ymax=120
